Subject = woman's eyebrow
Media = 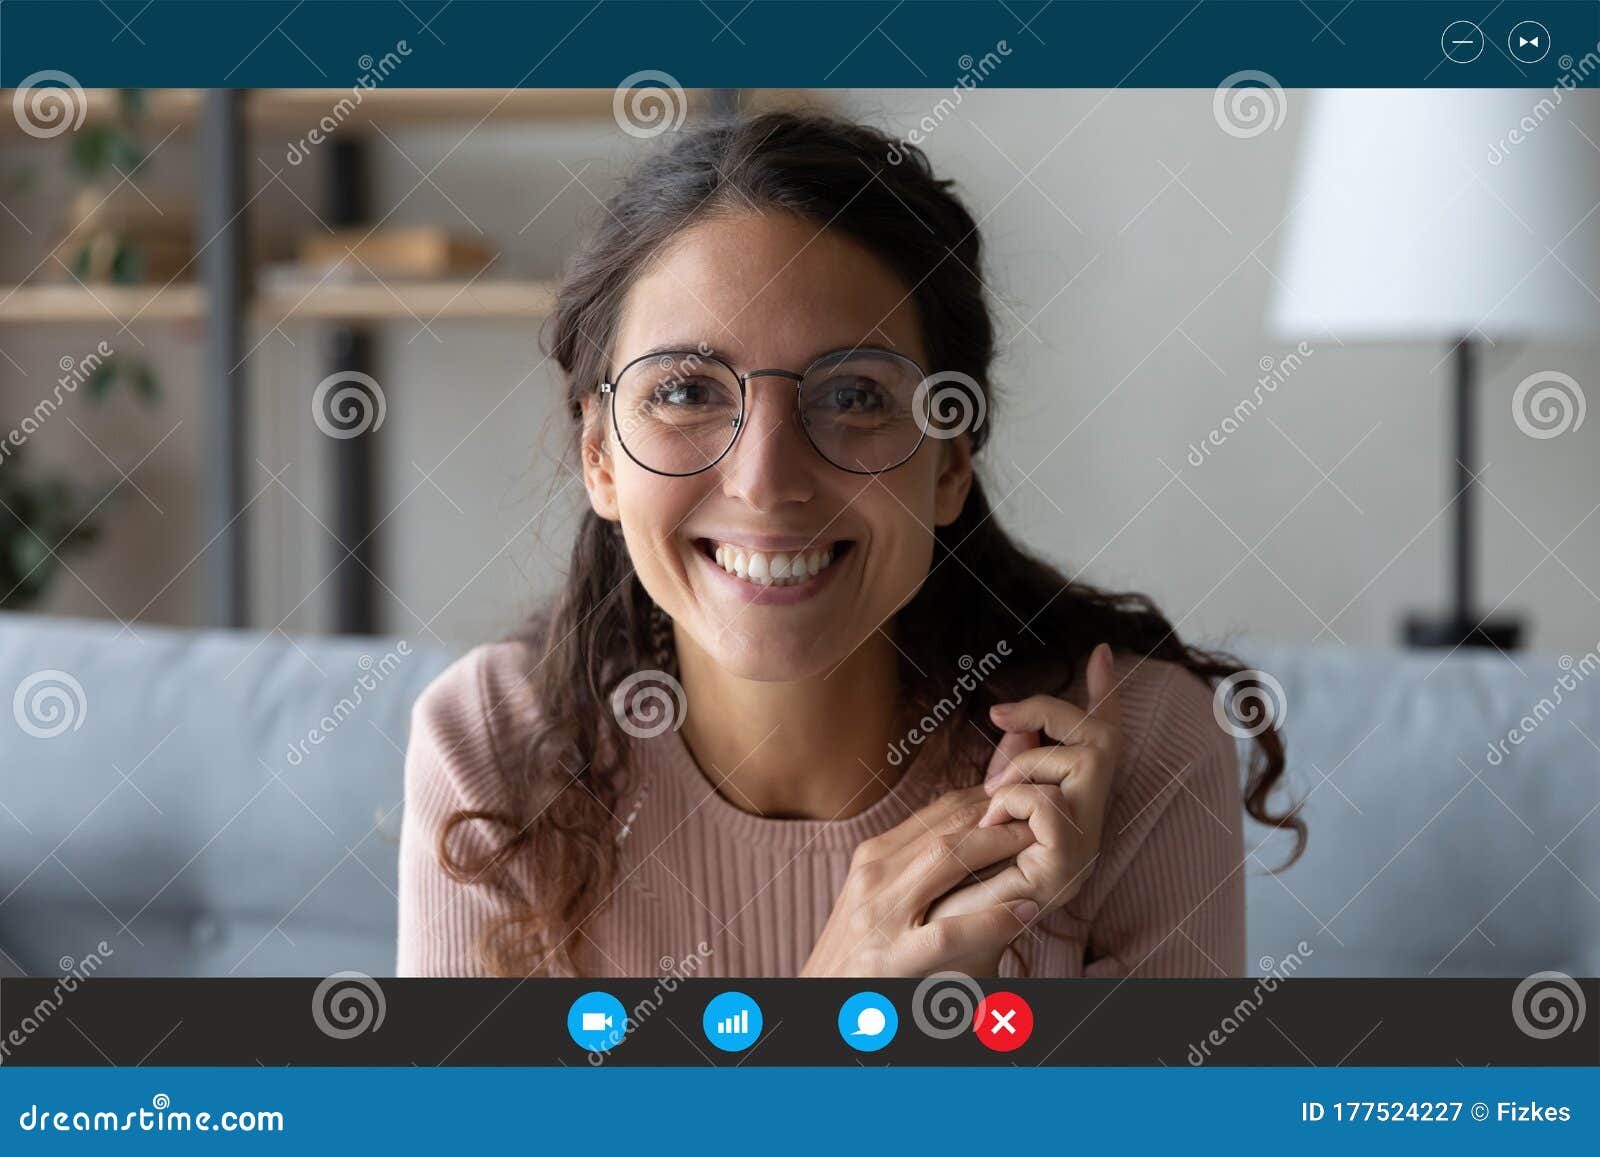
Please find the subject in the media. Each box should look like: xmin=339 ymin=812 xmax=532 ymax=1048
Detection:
xmin=632 ymin=342 xmax=738 ymax=363
xmin=627 ymin=341 xmax=905 ymax=368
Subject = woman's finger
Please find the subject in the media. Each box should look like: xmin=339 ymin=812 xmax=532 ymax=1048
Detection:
xmin=983 ymin=743 xmax=1104 ymax=793
xmin=907 ymin=897 xmax=1038 ymax=973
xmin=979 ymin=782 xmax=1088 ymax=898
xmin=978 ymin=782 xmax=1079 ymax=842
xmin=982 ymin=725 xmax=1041 ymax=788
xmin=989 ymin=642 xmax=1123 ymax=751
xmin=860 ymin=786 xmax=990 ymax=860
xmin=970 ymin=782 xmax=1104 ymax=915
xmin=884 ymin=817 xmax=1036 ymax=919
xmin=1085 ymin=641 xmax=1122 ymax=724
xmin=925 ymin=856 xmax=1037 ymax=920
xmin=990 ymin=694 xmax=1116 ymax=753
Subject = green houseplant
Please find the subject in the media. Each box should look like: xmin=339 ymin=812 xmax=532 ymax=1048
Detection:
xmin=1 ymin=88 xmax=162 ymax=610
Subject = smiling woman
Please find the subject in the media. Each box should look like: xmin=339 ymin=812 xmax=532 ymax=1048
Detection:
xmin=395 ymin=110 xmax=1306 ymax=980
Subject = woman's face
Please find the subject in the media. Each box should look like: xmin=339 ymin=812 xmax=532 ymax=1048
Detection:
xmin=581 ymin=209 xmax=973 ymax=681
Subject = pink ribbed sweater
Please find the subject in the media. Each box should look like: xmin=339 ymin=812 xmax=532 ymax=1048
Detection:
xmin=396 ymin=641 xmax=1246 ymax=978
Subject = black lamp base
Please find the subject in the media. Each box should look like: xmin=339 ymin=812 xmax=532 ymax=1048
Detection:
xmin=1402 ymin=614 xmax=1522 ymax=651
xmin=1401 ymin=338 xmax=1527 ymax=656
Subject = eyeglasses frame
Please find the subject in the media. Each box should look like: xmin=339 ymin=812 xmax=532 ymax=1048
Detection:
xmin=598 ymin=346 xmax=934 ymax=478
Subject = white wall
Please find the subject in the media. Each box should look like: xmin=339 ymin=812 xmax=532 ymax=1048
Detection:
xmin=843 ymin=88 xmax=1600 ymax=655
xmin=2 ymin=89 xmax=1595 ymax=654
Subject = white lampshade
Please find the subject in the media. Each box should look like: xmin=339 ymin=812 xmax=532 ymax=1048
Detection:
xmin=1270 ymin=89 xmax=1600 ymax=341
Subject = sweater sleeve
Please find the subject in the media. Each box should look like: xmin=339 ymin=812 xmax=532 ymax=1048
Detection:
xmin=396 ymin=645 xmax=524 ymax=978
xmin=1076 ymin=660 xmax=1247 ymax=978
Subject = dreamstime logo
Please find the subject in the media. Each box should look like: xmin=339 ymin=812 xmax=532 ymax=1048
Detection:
xmin=912 ymin=971 xmax=984 ymax=1039
xmin=913 ymin=371 xmax=986 ymax=440
xmin=609 ymin=341 xmax=716 ymax=445
xmin=1484 ymin=643 xmax=1598 ymax=767
xmin=610 ymin=669 xmax=687 ymax=738
xmin=886 ymin=641 xmax=1011 ymax=767
xmin=16 ymin=1092 xmax=283 ymax=1134
xmin=284 ymin=641 xmax=412 ymax=767
xmin=0 ymin=339 xmax=114 ymax=466
xmin=312 ymin=370 xmax=386 ymax=439
xmin=586 ymin=941 xmax=714 ymax=1066
xmin=886 ymin=40 xmax=1012 ymax=163
xmin=1511 ymin=371 xmax=1585 ymax=440
xmin=285 ymin=41 xmax=413 ymax=164
xmin=12 ymin=70 xmax=87 ymax=139
xmin=0 ymin=940 xmax=113 ymax=1061
xmin=1511 ymin=971 xmax=1587 ymax=1039
xmin=1186 ymin=941 xmax=1313 ymax=1065
xmin=613 ymin=70 xmax=687 ymax=138
xmin=12 ymin=669 xmax=87 ymax=739
xmin=311 ymin=971 xmax=386 ymax=1039
xmin=1213 ymin=70 xmax=1287 ymax=139
xmin=1186 ymin=342 xmax=1314 ymax=466
xmin=1488 ymin=41 xmax=1600 ymax=164
xmin=1212 ymin=669 xmax=1287 ymax=739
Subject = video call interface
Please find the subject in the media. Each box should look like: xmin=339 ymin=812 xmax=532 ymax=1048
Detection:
xmin=0 ymin=1 xmax=1595 ymax=1151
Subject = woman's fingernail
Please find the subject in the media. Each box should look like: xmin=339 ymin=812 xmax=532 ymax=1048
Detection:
xmin=1014 ymin=900 xmax=1039 ymax=923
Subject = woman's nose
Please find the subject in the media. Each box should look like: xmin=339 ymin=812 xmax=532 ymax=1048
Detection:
xmin=718 ymin=379 xmax=816 ymax=510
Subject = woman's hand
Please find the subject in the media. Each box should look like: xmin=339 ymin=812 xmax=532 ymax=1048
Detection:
xmin=926 ymin=642 xmax=1123 ymax=927
xmin=800 ymin=787 xmax=1041 ymax=977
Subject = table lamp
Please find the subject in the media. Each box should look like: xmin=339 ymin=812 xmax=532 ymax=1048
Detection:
xmin=1269 ymin=88 xmax=1600 ymax=649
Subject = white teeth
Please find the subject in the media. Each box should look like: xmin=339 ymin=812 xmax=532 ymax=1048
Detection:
xmin=704 ymin=541 xmax=842 ymax=586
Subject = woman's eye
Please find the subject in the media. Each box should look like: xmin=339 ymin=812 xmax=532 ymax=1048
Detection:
xmin=813 ymin=378 xmax=890 ymax=414
xmin=652 ymin=378 xmax=723 ymax=406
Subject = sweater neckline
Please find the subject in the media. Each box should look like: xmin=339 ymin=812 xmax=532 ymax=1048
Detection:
xmin=638 ymin=722 xmax=958 ymax=852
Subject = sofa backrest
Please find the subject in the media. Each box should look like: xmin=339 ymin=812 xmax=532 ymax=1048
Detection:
xmin=2 ymin=614 xmax=1593 ymax=977
xmin=0 ymin=613 xmax=453 ymax=979
xmin=1237 ymin=639 xmax=1599 ymax=978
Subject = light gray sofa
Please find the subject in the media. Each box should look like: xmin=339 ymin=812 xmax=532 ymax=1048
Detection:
xmin=0 ymin=612 xmax=1594 ymax=977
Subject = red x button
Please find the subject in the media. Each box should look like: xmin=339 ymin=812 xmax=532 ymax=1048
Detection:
xmin=973 ymin=991 xmax=1033 ymax=1052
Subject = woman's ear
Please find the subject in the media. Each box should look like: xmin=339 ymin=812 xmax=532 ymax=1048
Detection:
xmin=578 ymin=393 xmax=621 ymax=523
xmin=932 ymin=432 xmax=975 ymax=527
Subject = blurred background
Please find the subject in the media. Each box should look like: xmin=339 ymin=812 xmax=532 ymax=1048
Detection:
xmin=0 ymin=83 xmax=1596 ymax=980
xmin=0 ymin=85 xmax=1594 ymax=650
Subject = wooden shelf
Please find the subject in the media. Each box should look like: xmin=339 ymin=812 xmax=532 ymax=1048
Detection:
xmin=0 ymin=88 xmax=687 ymax=134
xmin=0 ymin=282 xmax=204 ymax=322
xmin=259 ymin=278 xmax=556 ymax=321
xmin=250 ymin=88 xmax=635 ymax=127
xmin=0 ymin=280 xmax=557 ymax=324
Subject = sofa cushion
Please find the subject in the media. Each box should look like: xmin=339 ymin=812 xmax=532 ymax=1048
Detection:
xmin=2 ymin=614 xmax=1593 ymax=978
xmin=0 ymin=613 xmax=453 ymax=977
xmin=1237 ymin=640 xmax=1599 ymax=977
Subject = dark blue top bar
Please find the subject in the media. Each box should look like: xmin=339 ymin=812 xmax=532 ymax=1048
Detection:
xmin=2 ymin=1 xmax=1598 ymax=88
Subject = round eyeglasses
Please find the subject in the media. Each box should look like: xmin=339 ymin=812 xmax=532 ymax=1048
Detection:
xmin=599 ymin=346 xmax=935 ymax=477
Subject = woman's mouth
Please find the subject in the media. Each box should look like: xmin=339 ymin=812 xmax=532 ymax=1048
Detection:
xmin=691 ymin=537 xmax=854 ymax=602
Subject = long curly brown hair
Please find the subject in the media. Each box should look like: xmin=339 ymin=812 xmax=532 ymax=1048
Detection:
xmin=438 ymin=109 xmax=1306 ymax=976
